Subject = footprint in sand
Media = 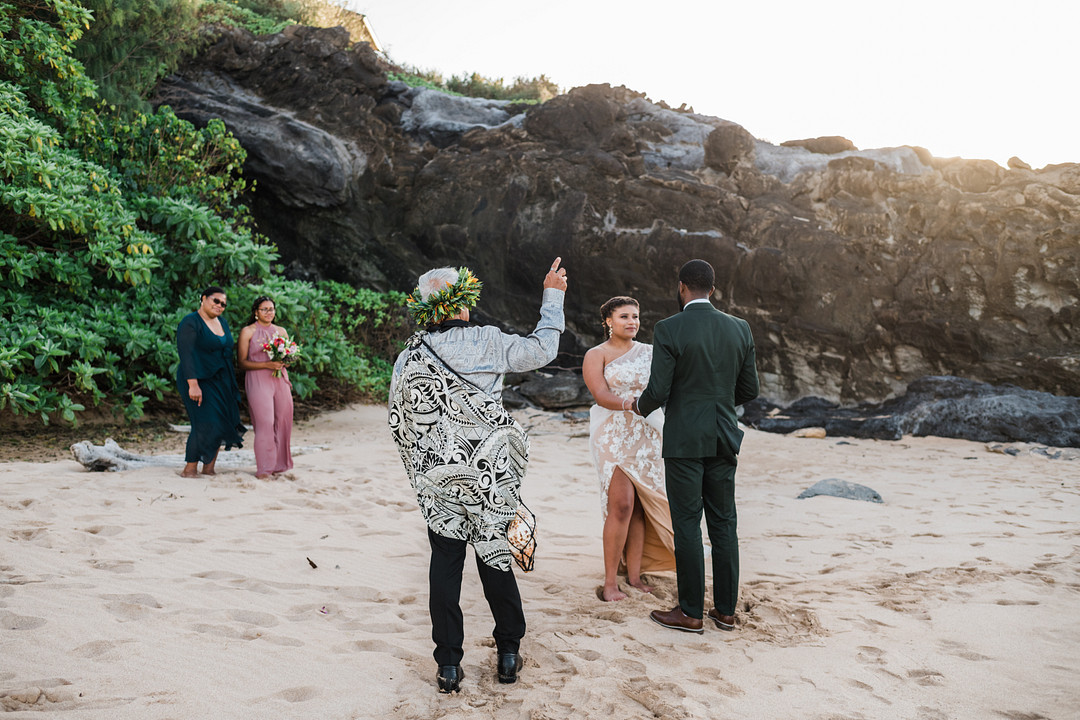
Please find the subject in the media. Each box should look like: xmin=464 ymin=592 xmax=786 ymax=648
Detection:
xmin=192 ymin=570 xmax=244 ymax=581
xmin=102 ymin=601 xmax=156 ymax=621
xmin=87 ymin=558 xmax=135 ymax=573
xmin=101 ymin=593 xmax=161 ymax=608
xmin=262 ymin=635 xmax=304 ymax=647
xmin=81 ymin=525 xmax=125 ymax=536
xmin=273 ymin=686 xmax=319 ymax=702
xmin=907 ymin=668 xmax=945 ymax=686
xmin=855 ymin=645 xmax=887 ymax=665
xmin=618 ymin=676 xmax=688 ymax=719
xmin=351 ymin=638 xmax=425 ymax=662
xmin=101 ymin=593 xmax=162 ymax=621
xmin=610 ymin=658 xmax=647 ymax=674
xmin=938 ymin=639 xmax=992 ymax=662
xmin=0 ymin=611 xmax=47 ymax=630
xmin=8 ymin=528 xmax=49 ymax=544
xmin=594 ymin=608 xmax=628 ymax=623
xmin=191 ymin=623 xmax=246 ymax=639
xmin=72 ymin=640 xmax=123 ymax=658
xmin=689 ymin=666 xmax=743 ymax=696
xmin=155 ymin=535 xmax=204 ymax=545
xmin=227 ymin=609 xmax=279 ymax=627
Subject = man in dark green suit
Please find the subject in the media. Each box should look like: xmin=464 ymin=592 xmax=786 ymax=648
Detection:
xmin=633 ymin=259 xmax=759 ymax=634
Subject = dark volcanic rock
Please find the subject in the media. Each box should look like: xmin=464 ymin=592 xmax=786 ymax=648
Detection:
xmin=743 ymin=376 xmax=1080 ymax=448
xmin=514 ymin=373 xmax=592 ymax=409
xmin=155 ymin=26 xmax=1080 ymax=410
xmin=704 ymin=123 xmax=757 ymax=173
xmin=797 ymin=479 xmax=883 ymax=503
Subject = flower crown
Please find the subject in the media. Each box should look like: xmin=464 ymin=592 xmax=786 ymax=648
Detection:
xmin=406 ymin=267 xmax=483 ymax=325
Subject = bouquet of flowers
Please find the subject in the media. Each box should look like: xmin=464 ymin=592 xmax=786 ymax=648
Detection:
xmin=262 ymin=332 xmax=300 ymax=377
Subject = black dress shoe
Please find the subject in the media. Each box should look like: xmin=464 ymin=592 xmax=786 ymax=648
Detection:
xmin=436 ymin=664 xmax=463 ymax=693
xmin=497 ymin=653 xmax=524 ymax=684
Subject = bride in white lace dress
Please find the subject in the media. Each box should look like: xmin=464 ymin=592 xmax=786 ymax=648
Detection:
xmin=583 ymin=297 xmax=676 ymax=602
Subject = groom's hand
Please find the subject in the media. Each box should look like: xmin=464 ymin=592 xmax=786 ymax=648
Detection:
xmin=632 ymin=397 xmax=643 ymax=416
xmin=544 ymin=257 xmax=568 ymax=291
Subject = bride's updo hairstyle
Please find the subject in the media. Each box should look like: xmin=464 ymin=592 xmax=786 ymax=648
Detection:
xmin=599 ymin=296 xmax=639 ymax=339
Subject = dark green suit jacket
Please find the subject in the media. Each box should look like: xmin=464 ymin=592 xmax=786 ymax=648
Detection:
xmin=638 ymin=301 xmax=759 ymax=458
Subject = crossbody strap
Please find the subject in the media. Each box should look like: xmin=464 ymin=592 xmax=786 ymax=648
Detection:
xmin=419 ymin=338 xmax=491 ymax=399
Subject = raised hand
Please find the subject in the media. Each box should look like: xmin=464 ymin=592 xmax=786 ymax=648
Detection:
xmin=544 ymin=257 xmax=568 ymax=291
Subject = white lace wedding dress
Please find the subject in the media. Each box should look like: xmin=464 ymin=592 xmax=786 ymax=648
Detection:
xmin=588 ymin=342 xmax=676 ymax=572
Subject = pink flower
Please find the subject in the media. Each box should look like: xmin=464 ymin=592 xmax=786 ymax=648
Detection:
xmin=262 ymin=332 xmax=300 ymax=377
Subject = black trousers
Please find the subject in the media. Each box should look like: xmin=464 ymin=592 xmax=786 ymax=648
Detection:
xmin=427 ymin=528 xmax=526 ymax=666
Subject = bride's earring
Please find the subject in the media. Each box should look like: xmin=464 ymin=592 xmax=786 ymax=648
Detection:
xmin=605 ymin=323 xmax=612 ymax=339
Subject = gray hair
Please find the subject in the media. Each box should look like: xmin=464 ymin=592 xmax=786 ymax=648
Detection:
xmin=417 ymin=267 xmax=461 ymax=300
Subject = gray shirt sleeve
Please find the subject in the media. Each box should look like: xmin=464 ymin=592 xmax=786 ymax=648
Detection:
xmin=390 ymin=288 xmax=565 ymax=403
xmin=502 ymin=288 xmax=565 ymax=373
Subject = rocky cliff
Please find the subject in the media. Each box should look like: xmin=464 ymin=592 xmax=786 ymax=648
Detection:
xmin=154 ymin=26 xmax=1080 ymax=404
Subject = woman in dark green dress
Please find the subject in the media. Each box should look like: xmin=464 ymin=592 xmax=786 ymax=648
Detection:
xmin=176 ymin=286 xmax=245 ymax=477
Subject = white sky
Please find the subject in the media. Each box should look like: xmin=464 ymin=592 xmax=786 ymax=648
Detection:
xmin=345 ymin=0 xmax=1077 ymax=169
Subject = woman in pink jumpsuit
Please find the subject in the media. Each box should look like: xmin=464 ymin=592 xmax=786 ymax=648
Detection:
xmin=237 ymin=295 xmax=294 ymax=478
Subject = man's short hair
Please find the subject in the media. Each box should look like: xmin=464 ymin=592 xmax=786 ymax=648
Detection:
xmin=679 ymin=259 xmax=715 ymax=293
xmin=417 ymin=267 xmax=460 ymax=300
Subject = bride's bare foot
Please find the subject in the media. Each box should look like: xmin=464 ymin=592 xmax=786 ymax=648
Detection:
xmin=602 ymin=584 xmax=628 ymax=602
xmin=628 ymin=578 xmax=653 ymax=594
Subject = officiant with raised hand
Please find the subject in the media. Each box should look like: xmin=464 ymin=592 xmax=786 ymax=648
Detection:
xmin=388 ymin=259 xmax=568 ymax=694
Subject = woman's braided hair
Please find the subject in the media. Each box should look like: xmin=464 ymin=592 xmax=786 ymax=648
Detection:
xmin=599 ymin=296 xmax=638 ymax=339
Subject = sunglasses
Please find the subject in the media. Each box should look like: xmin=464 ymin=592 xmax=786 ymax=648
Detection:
xmin=210 ymin=297 xmax=227 ymax=308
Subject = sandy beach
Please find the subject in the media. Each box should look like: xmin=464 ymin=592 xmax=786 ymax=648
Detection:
xmin=2 ymin=404 xmax=1078 ymax=719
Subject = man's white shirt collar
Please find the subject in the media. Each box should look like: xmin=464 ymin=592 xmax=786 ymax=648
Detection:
xmin=684 ymin=298 xmax=712 ymax=307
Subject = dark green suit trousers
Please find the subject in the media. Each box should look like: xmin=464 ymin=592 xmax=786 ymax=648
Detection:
xmin=665 ymin=445 xmax=739 ymax=618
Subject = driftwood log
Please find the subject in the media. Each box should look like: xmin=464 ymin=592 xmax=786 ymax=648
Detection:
xmin=69 ymin=438 xmax=324 ymax=472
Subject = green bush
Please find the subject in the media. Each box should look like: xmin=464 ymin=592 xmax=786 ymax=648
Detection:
xmin=224 ymin=279 xmax=410 ymax=404
xmin=1 ymin=0 xmax=407 ymax=425
xmin=195 ymin=0 xmax=297 ymax=35
xmin=391 ymin=66 xmax=559 ymax=104
xmin=73 ymin=0 xmax=199 ymax=111
xmin=446 ymin=72 xmax=558 ymax=103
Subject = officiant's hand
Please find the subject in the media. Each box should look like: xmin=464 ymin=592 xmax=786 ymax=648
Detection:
xmin=544 ymin=257 xmax=568 ymax=291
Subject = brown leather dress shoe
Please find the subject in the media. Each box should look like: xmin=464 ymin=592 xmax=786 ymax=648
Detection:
xmin=708 ymin=607 xmax=736 ymax=631
xmin=649 ymin=606 xmax=704 ymax=634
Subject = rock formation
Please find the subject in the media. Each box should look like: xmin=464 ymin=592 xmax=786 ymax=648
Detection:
xmin=154 ymin=26 xmax=1080 ymax=406
xmin=741 ymin=376 xmax=1080 ymax=448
